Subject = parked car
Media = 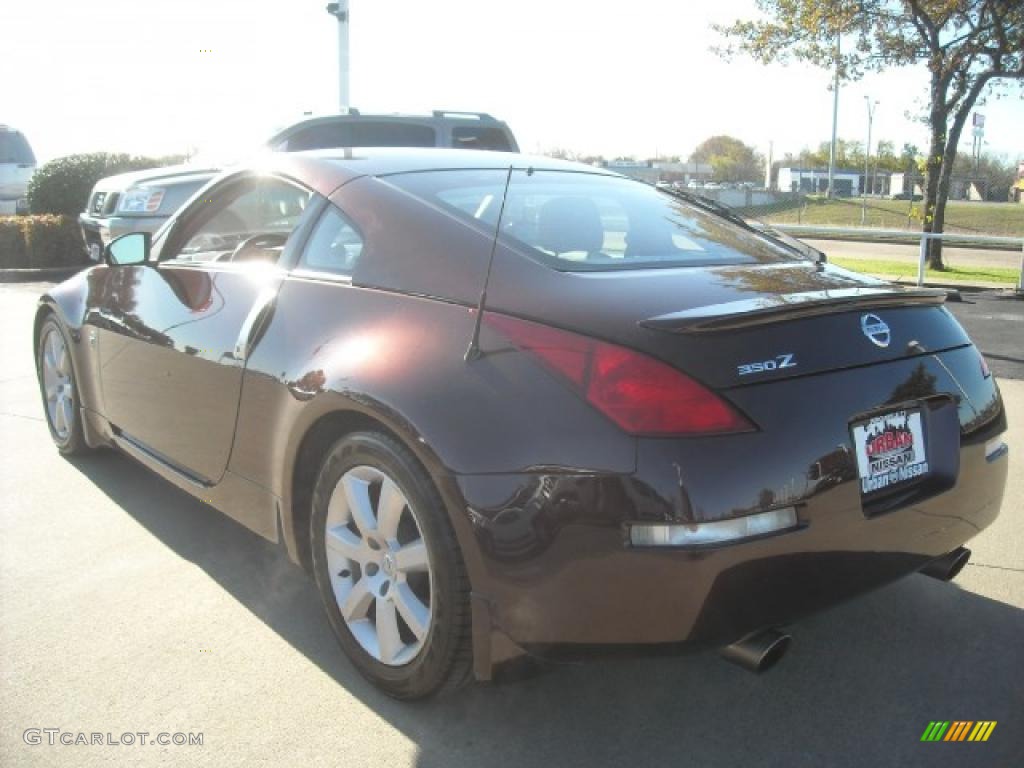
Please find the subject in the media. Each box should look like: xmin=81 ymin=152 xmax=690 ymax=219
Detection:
xmin=39 ymin=149 xmax=1007 ymax=699
xmin=79 ymin=110 xmax=518 ymax=259
xmin=0 ymin=124 xmax=36 ymax=215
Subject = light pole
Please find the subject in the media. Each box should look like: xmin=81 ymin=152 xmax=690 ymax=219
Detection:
xmin=827 ymin=33 xmax=840 ymax=198
xmin=326 ymin=1 xmax=351 ymax=111
xmin=861 ymin=96 xmax=878 ymax=225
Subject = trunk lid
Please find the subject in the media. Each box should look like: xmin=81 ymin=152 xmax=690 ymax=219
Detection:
xmin=489 ymin=258 xmax=972 ymax=389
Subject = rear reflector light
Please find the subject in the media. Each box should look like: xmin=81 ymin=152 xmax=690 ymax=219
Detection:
xmin=483 ymin=312 xmax=753 ymax=436
xmin=978 ymin=350 xmax=991 ymax=378
xmin=630 ymin=507 xmax=798 ymax=547
xmin=984 ymin=438 xmax=1007 ymax=462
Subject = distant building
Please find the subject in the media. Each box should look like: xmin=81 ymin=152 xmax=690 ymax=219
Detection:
xmin=777 ymin=167 xmax=862 ymax=197
xmin=602 ymin=160 xmax=660 ymax=184
xmin=599 ymin=160 xmax=714 ymax=185
xmin=652 ymin=161 xmax=713 ymax=184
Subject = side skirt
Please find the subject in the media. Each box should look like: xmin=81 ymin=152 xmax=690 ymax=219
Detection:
xmin=109 ymin=430 xmax=282 ymax=543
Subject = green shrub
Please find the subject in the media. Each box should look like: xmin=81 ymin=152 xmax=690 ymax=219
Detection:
xmin=0 ymin=215 xmax=88 ymax=269
xmin=27 ymin=152 xmax=184 ymax=216
xmin=0 ymin=218 xmax=28 ymax=268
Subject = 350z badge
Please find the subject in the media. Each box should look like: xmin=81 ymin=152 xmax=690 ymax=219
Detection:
xmin=737 ymin=353 xmax=797 ymax=377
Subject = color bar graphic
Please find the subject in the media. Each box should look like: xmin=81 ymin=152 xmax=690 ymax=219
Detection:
xmin=921 ymin=721 xmax=996 ymax=742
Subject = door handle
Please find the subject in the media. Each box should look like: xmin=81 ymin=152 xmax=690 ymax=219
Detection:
xmin=233 ymin=286 xmax=279 ymax=362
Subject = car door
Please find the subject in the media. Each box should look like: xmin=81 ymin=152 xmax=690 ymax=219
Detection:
xmin=93 ymin=173 xmax=315 ymax=483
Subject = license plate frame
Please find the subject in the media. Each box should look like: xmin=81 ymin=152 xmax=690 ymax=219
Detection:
xmin=850 ymin=408 xmax=930 ymax=495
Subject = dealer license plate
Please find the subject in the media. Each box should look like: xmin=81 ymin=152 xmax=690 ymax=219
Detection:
xmin=851 ymin=409 xmax=929 ymax=494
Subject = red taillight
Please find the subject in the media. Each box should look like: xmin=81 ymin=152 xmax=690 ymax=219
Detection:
xmin=483 ymin=313 xmax=753 ymax=436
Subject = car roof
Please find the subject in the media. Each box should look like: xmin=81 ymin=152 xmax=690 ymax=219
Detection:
xmin=266 ymin=110 xmax=512 ymax=141
xmin=266 ymin=147 xmax=620 ymax=197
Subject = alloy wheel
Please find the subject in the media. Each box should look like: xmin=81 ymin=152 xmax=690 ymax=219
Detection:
xmin=41 ymin=327 xmax=74 ymax=441
xmin=324 ymin=465 xmax=434 ymax=666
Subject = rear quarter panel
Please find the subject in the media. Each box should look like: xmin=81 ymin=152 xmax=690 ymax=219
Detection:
xmin=228 ymin=276 xmax=638 ymax=576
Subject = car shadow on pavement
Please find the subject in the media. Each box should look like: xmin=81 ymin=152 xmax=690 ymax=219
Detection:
xmin=68 ymin=451 xmax=1024 ymax=768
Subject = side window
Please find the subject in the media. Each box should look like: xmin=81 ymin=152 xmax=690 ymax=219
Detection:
xmin=451 ymin=125 xmax=514 ymax=152
xmin=164 ymin=178 xmax=310 ymax=265
xmin=283 ymin=121 xmax=436 ymax=151
xmin=283 ymin=123 xmax=356 ymax=151
xmin=297 ymin=205 xmax=364 ymax=277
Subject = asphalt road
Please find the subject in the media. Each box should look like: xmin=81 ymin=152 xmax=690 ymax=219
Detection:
xmin=805 ymin=239 xmax=1023 ymax=271
xmin=1 ymin=282 xmax=1022 ymax=768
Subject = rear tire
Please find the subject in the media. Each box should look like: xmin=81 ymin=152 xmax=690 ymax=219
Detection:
xmin=310 ymin=431 xmax=472 ymax=699
xmin=36 ymin=317 xmax=89 ymax=456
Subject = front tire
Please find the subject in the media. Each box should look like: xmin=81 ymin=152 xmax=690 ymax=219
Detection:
xmin=310 ymin=431 xmax=472 ymax=699
xmin=36 ymin=317 xmax=88 ymax=456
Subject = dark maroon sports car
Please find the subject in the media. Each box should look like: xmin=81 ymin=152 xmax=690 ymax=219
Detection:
xmin=35 ymin=149 xmax=1009 ymax=698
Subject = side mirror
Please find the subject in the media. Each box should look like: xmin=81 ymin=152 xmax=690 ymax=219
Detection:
xmin=105 ymin=232 xmax=150 ymax=266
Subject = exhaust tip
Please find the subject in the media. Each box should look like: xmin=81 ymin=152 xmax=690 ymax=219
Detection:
xmin=921 ymin=547 xmax=971 ymax=582
xmin=720 ymin=629 xmax=791 ymax=674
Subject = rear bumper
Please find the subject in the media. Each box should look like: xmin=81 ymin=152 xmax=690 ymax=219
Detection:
xmin=453 ymin=349 xmax=1008 ymax=672
xmin=458 ymin=441 xmax=1006 ymax=655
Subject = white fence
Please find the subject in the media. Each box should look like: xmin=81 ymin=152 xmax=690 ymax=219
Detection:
xmin=768 ymin=224 xmax=1024 ymax=290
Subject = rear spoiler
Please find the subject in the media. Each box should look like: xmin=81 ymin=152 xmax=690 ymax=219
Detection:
xmin=640 ymin=287 xmax=949 ymax=334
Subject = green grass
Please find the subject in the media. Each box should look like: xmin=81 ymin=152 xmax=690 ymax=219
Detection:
xmin=751 ymin=197 xmax=1024 ymax=236
xmin=831 ymin=256 xmax=1019 ymax=286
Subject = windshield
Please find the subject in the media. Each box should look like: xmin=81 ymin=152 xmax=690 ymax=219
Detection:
xmin=389 ymin=169 xmax=801 ymax=271
xmin=0 ymin=131 xmax=36 ymax=164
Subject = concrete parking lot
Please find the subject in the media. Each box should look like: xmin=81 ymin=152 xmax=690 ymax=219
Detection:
xmin=1 ymin=281 xmax=1021 ymax=768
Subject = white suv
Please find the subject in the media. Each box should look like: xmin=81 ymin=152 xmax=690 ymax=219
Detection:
xmin=0 ymin=125 xmax=36 ymax=215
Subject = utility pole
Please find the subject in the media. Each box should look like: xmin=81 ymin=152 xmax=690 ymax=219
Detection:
xmin=861 ymin=97 xmax=878 ymax=225
xmin=765 ymin=140 xmax=773 ymax=190
xmin=326 ymin=1 xmax=351 ymax=111
xmin=827 ymin=33 xmax=840 ymax=198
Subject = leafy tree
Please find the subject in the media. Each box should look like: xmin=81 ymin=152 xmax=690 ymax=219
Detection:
xmin=900 ymin=143 xmax=922 ymax=175
xmin=690 ymin=135 xmax=764 ymax=182
xmin=714 ymin=0 xmax=1024 ymax=269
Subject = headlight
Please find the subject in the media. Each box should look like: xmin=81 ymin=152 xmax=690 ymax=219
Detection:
xmin=118 ymin=187 xmax=166 ymax=214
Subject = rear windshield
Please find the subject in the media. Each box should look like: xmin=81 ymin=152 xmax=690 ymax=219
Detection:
xmin=0 ymin=131 xmax=36 ymax=164
xmin=282 ymin=121 xmax=436 ymax=151
xmin=450 ymin=125 xmax=515 ymax=152
xmin=388 ymin=169 xmax=799 ymax=270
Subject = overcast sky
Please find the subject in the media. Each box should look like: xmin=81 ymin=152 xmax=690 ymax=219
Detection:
xmin=4 ymin=0 xmax=1022 ymax=166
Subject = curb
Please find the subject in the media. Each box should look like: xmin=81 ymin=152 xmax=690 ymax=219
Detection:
xmin=0 ymin=266 xmax=88 ymax=284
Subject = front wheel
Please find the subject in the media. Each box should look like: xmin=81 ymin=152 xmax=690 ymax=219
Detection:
xmin=310 ymin=432 xmax=472 ymax=699
xmin=36 ymin=317 xmax=89 ymax=455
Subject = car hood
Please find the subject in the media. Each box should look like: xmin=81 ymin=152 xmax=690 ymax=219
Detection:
xmin=92 ymin=163 xmax=220 ymax=193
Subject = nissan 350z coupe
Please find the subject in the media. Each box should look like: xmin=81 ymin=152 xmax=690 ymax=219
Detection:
xmin=35 ymin=149 xmax=1009 ymax=698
